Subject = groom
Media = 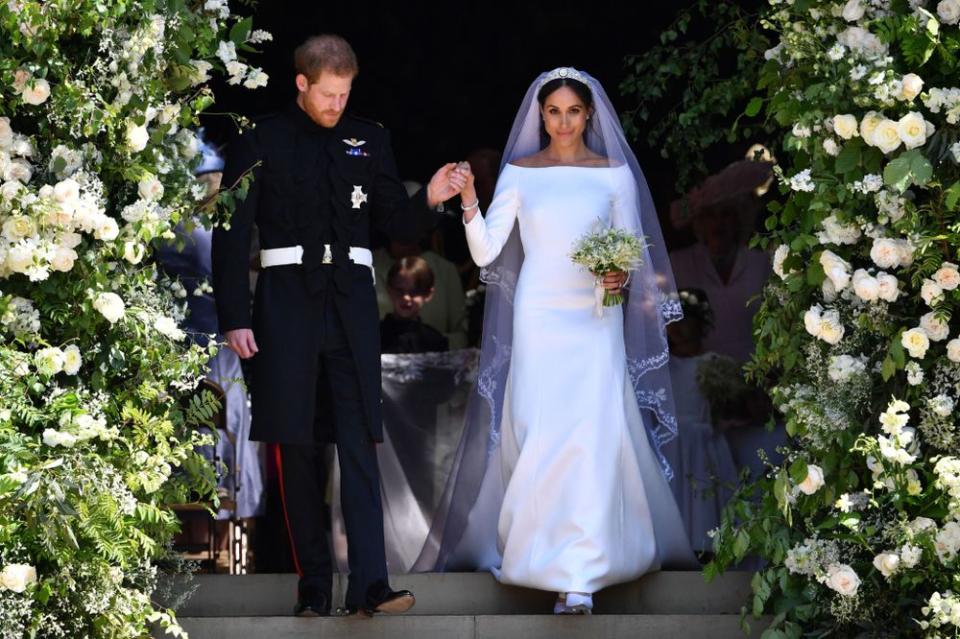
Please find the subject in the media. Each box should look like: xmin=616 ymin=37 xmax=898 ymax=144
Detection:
xmin=212 ymin=34 xmax=466 ymax=616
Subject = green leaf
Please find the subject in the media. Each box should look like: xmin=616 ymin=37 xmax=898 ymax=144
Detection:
xmin=229 ymin=16 xmax=254 ymax=46
xmin=835 ymin=140 xmax=861 ymax=173
xmin=883 ymin=149 xmax=933 ymax=192
xmin=945 ymin=181 xmax=960 ymax=211
xmin=745 ymin=97 xmax=763 ymax=117
xmin=789 ymin=459 xmax=808 ymax=485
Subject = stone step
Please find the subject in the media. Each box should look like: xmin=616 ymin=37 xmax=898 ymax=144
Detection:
xmin=175 ymin=614 xmax=768 ymax=639
xmin=161 ymin=571 xmax=752 ymax=617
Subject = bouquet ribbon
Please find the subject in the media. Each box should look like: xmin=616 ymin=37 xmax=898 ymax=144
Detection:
xmin=594 ymin=279 xmax=605 ymax=319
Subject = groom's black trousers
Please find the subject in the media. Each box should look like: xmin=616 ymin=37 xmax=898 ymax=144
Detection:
xmin=274 ymin=293 xmax=387 ymax=608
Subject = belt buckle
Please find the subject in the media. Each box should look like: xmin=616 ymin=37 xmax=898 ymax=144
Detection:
xmin=322 ymin=245 xmax=333 ymax=265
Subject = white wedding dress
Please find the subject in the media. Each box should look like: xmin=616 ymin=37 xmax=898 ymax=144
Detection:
xmin=456 ymin=163 xmax=694 ymax=594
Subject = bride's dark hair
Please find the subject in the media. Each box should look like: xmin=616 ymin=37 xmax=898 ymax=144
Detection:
xmin=536 ymin=77 xmax=596 ymax=148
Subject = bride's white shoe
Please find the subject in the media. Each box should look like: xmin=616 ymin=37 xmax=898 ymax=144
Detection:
xmin=553 ymin=592 xmax=593 ymax=615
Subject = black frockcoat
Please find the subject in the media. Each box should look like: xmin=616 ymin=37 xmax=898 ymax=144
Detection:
xmin=212 ymin=102 xmax=438 ymax=444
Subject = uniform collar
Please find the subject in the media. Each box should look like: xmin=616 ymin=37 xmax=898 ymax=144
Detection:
xmin=287 ymin=100 xmax=341 ymax=136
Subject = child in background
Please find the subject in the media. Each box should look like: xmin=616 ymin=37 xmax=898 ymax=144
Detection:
xmin=666 ymin=288 xmax=739 ymax=556
xmin=381 ymin=256 xmax=449 ymax=354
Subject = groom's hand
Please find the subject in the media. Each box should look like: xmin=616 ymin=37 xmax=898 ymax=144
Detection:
xmin=426 ymin=163 xmax=468 ymax=208
xmin=225 ymin=328 xmax=259 ymax=359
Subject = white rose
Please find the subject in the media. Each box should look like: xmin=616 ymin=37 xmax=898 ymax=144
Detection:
xmin=876 ymin=272 xmax=900 ymax=302
xmin=826 ymin=564 xmax=861 ymax=596
xmin=0 ymin=564 xmax=37 ymax=593
xmin=871 ymin=238 xmax=902 ymax=269
xmin=819 ymin=310 xmax=846 ymax=345
xmin=137 ymin=174 xmax=164 ymax=201
xmin=5 ymin=242 xmax=33 ymax=273
xmin=822 ymin=138 xmax=840 ymax=156
xmin=93 ymin=216 xmax=119 ymax=241
xmin=773 ymin=244 xmax=791 ymax=279
xmin=842 ymin=0 xmax=866 ymax=20
xmin=5 ymin=158 xmax=32 ymax=183
xmin=921 ymin=279 xmax=945 ymax=306
xmin=933 ymin=262 xmax=960 ymax=290
xmin=153 ymin=315 xmax=185 ymax=341
xmin=125 ymin=122 xmax=149 ymax=153
xmin=21 ymin=78 xmax=50 ymax=105
xmin=873 ymin=552 xmax=901 ymax=578
xmin=53 ymin=178 xmax=80 ymax=205
xmin=0 ymin=117 xmax=13 ymax=149
xmin=859 ymin=111 xmax=883 ymax=143
xmin=804 ymin=305 xmax=824 ymax=337
xmin=938 ymin=0 xmax=960 ymax=24
xmin=61 ymin=344 xmax=81 ymax=375
xmin=93 ymin=292 xmax=125 ymax=324
xmin=930 ymin=394 xmax=955 ymax=417
xmin=902 ymin=327 xmax=930 ymax=359
xmin=2 ymin=215 xmax=36 ymax=240
xmin=833 ymin=114 xmax=859 ymax=140
xmin=900 ymin=544 xmax=922 ymax=568
xmin=50 ymin=246 xmax=77 ymax=272
xmin=871 ymin=119 xmax=903 ymax=153
xmin=822 ymin=278 xmax=839 ymax=303
xmin=898 ymin=112 xmax=928 ymax=149
xmin=920 ymin=312 xmax=949 ymax=341
xmin=896 ymin=239 xmax=915 ymax=267
xmin=123 ymin=241 xmax=145 ymax=265
xmin=820 ymin=250 xmax=851 ymax=291
xmin=34 ymin=346 xmax=64 ymax=376
xmin=852 ymin=269 xmax=880 ymax=302
xmin=901 ymin=74 xmax=924 ymax=101
xmin=947 ymin=338 xmax=960 ymax=363
xmin=798 ymin=464 xmax=825 ymax=495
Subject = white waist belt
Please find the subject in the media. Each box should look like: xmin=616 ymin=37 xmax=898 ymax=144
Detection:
xmin=260 ymin=245 xmax=375 ymax=282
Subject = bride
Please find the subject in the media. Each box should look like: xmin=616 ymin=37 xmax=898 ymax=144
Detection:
xmin=413 ymin=68 xmax=694 ymax=614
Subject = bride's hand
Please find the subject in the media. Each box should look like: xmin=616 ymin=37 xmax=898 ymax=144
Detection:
xmin=456 ymin=162 xmax=480 ymax=222
xmin=600 ymin=271 xmax=628 ymax=295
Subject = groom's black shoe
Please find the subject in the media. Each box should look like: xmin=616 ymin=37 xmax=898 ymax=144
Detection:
xmin=293 ymin=580 xmax=331 ymax=617
xmin=338 ymin=580 xmax=416 ymax=616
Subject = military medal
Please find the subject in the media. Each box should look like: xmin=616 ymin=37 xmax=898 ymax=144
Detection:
xmin=343 ymin=138 xmax=370 ymax=157
xmin=351 ymin=185 xmax=368 ymax=209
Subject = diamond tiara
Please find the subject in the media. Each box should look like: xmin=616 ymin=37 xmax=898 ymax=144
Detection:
xmin=538 ymin=67 xmax=589 ymax=89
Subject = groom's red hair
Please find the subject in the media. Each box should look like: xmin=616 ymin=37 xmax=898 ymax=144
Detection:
xmin=294 ymin=34 xmax=359 ymax=81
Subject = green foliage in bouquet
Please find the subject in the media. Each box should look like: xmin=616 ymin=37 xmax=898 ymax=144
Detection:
xmin=0 ymin=1 xmax=269 ymax=637
xmin=570 ymin=226 xmax=647 ymax=306
xmin=631 ymin=0 xmax=960 ymax=636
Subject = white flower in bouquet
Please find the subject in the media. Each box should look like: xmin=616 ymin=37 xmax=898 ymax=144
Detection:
xmin=153 ymin=315 xmax=185 ymax=341
xmin=873 ymin=552 xmax=901 ymax=578
xmin=176 ymin=129 xmax=201 ymax=159
xmin=906 ymin=361 xmax=924 ymax=385
xmin=938 ymin=0 xmax=960 ymax=24
xmin=804 ymin=304 xmax=824 ymax=336
xmin=902 ymin=327 xmax=930 ymax=358
xmin=93 ymin=291 xmax=125 ymax=324
xmin=933 ymin=262 xmax=960 ymax=290
xmin=897 ymin=112 xmax=929 ymax=149
xmin=947 ymin=338 xmax=960 ymax=362
xmin=137 ymin=173 xmax=164 ymax=201
xmin=929 ymin=394 xmax=955 ymax=417
xmin=570 ymin=226 xmax=646 ymax=312
xmin=822 ymin=277 xmax=839 ymax=302
xmin=934 ymin=522 xmax=960 ymax=562
xmin=792 ymin=123 xmax=811 ymax=139
xmin=920 ymin=312 xmax=950 ymax=341
xmin=871 ymin=238 xmax=905 ymax=269
xmin=825 ymin=564 xmax=861 ymax=596
xmin=871 ymin=119 xmax=903 ymax=153
xmin=876 ymin=272 xmax=900 ymax=302
xmin=21 ymin=78 xmax=51 ymax=106
xmin=822 ymin=138 xmax=840 ymax=156
xmin=50 ymin=246 xmax=77 ymax=272
xmin=5 ymin=158 xmax=32 ymax=183
xmin=828 ymin=354 xmax=867 ymax=382
xmin=833 ymin=114 xmax=859 ymax=139
xmin=226 ymin=60 xmax=247 ymax=85
xmin=216 ymin=40 xmax=237 ymax=64
xmin=125 ymin=122 xmax=149 ymax=153
xmin=900 ymin=543 xmax=922 ymax=568
xmin=842 ymin=0 xmax=866 ymax=21
xmin=62 ymin=344 xmax=81 ymax=375
xmin=123 ymin=241 xmax=145 ymax=265
xmin=900 ymin=74 xmax=924 ymax=101
xmin=819 ymin=311 xmax=845 ymax=345
xmin=922 ymin=279 xmax=946 ymax=307
xmin=0 ymin=117 xmax=12 ymax=149
xmin=798 ymin=464 xmax=825 ymax=495
xmin=2 ymin=215 xmax=36 ymax=241
xmin=820 ymin=214 xmax=861 ymax=245
xmin=820 ymin=250 xmax=851 ymax=290
xmin=852 ymin=269 xmax=880 ymax=302
xmin=0 ymin=564 xmax=37 ymax=593
xmin=773 ymin=244 xmax=792 ymax=279
xmin=880 ymin=400 xmax=910 ymax=435
xmin=34 ymin=346 xmax=64 ymax=376
xmin=243 ymin=67 xmax=269 ymax=90
xmin=42 ymin=428 xmax=76 ymax=448
xmin=789 ymin=168 xmax=816 ymax=192
xmin=859 ymin=111 xmax=883 ymax=142
xmin=93 ymin=215 xmax=119 ymax=241
xmin=49 ymin=144 xmax=82 ymax=178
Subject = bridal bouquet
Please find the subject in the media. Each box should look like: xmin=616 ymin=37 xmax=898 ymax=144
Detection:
xmin=571 ymin=227 xmax=647 ymax=311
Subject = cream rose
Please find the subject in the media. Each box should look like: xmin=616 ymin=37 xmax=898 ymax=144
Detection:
xmin=34 ymin=346 xmax=64 ymax=376
xmin=820 ymin=250 xmax=851 ymax=291
xmin=876 ymin=272 xmax=900 ymax=302
xmin=21 ymin=78 xmax=50 ymax=105
xmin=53 ymin=178 xmax=80 ymax=205
xmin=871 ymin=119 xmax=903 ymax=154
xmin=804 ymin=305 xmax=824 ymax=337
xmin=920 ymin=312 xmax=949 ymax=341
xmin=798 ymin=464 xmax=825 ymax=495
xmin=900 ymin=74 xmax=924 ymax=101
xmin=947 ymin=338 xmax=960 ymax=363
xmin=938 ymin=0 xmax=960 ymax=24
xmin=93 ymin=216 xmax=119 ymax=241
xmin=123 ymin=241 xmax=145 ymax=265
xmin=50 ymin=246 xmax=77 ymax=272
xmin=859 ymin=111 xmax=883 ymax=142
xmin=921 ymin=279 xmax=944 ymax=306
xmin=125 ymin=122 xmax=149 ymax=153
xmin=933 ymin=262 xmax=960 ymax=290
xmin=826 ymin=564 xmax=861 ymax=597
xmin=93 ymin=292 xmax=125 ymax=324
xmin=2 ymin=215 xmax=36 ymax=240
xmin=0 ymin=564 xmax=37 ymax=593
xmin=871 ymin=238 xmax=902 ymax=269
xmin=138 ymin=173 xmax=164 ymax=201
xmin=873 ymin=552 xmax=901 ymax=578
xmin=852 ymin=269 xmax=880 ymax=302
xmin=62 ymin=344 xmax=81 ymax=375
xmin=842 ymin=0 xmax=865 ymax=21
xmin=833 ymin=114 xmax=859 ymax=140
xmin=897 ymin=112 xmax=928 ymax=149
xmin=902 ymin=327 xmax=931 ymax=359
xmin=819 ymin=310 xmax=845 ymax=345
xmin=773 ymin=244 xmax=791 ymax=279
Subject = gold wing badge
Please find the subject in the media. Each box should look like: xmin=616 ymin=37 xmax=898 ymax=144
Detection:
xmin=343 ymin=138 xmax=370 ymax=157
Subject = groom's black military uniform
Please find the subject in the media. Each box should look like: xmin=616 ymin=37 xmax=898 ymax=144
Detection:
xmin=212 ymin=101 xmax=438 ymax=613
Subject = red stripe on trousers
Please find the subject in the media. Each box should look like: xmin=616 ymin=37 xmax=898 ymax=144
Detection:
xmin=273 ymin=444 xmax=304 ymax=577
